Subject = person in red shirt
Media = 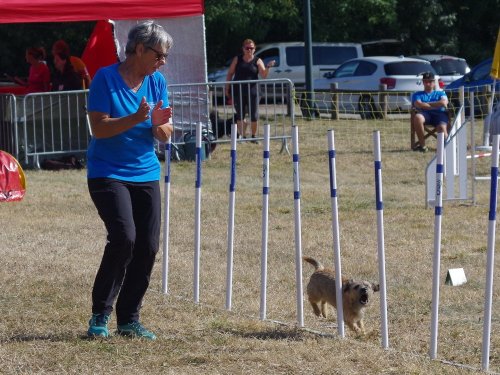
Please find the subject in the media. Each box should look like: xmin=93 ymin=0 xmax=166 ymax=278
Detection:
xmin=14 ymin=47 xmax=51 ymax=93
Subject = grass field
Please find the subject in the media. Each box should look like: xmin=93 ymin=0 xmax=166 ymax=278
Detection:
xmin=1 ymin=117 xmax=499 ymax=374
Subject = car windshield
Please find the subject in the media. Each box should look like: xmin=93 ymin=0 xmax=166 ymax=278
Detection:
xmin=431 ymin=59 xmax=468 ymax=75
xmin=384 ymin=61 xmax=434 ymax=75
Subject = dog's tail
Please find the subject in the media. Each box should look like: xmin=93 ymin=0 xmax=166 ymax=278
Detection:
xmin=302 ymin=256 xmax=324 ymax=271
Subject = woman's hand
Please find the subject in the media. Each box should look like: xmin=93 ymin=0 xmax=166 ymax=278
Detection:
xmin=135 ymin=97 xmax=151 ymax=122
xmin=266 ymin=60 xmax=276 ymax=68
xmin=148 ymin=99 xmax=173 ymax=143
xmin=150 ymin=100 xmax=172 ymax=126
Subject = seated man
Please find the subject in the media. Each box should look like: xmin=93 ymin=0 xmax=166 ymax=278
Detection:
xmin=411 ymin=71 xmax=449 ymax=152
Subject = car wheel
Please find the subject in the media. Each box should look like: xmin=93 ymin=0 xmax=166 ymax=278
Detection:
xmin=358 ymin=95 xmax=378 ymax=119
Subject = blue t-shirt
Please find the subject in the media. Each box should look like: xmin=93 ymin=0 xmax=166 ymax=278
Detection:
xmin=411 ymin=90 xmax=447 ymax=113
xmin=86 ymin=63 xmax=169 ymax=182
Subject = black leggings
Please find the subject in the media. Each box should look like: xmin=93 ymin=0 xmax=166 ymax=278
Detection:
xmin=88 ymin=178 xmax=161 ymax=325
xmin=233 ymin=86 xmax=258 ymax=122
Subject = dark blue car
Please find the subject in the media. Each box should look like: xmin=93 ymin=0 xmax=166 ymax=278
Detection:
xmin=446 ymin=58 xmax=499 ymax=116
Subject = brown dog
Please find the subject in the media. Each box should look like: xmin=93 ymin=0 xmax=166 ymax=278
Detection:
xmin=303 ymin=256 xmax=379 ymax=334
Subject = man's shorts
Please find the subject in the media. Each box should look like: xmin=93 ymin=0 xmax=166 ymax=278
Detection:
xmin=419 ymin=111 xmax=449 ymax=126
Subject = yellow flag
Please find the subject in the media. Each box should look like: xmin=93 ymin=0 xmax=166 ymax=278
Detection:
xmin=491 ymin=27 xmax=500 ymax=79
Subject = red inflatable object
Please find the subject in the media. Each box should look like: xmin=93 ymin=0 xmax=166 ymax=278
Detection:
xmin=0 ymin=151 xmax=26 ymax=202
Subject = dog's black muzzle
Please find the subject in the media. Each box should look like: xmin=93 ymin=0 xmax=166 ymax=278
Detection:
xmin=360 ymin=287 xmax=369 ymax=304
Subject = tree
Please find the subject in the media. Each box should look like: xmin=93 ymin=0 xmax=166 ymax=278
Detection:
xmin=311 ymin=0 xmax=398 ymax=43
xmin=205 ymin=0 xmax=300 ymax=69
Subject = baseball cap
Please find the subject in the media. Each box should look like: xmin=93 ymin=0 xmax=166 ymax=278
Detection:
xmin=422 ymin=71 xmax=435 ymax=80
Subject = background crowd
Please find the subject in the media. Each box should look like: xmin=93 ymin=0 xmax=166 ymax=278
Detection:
xmin=10 ymin=39 xmax=90 ymax=93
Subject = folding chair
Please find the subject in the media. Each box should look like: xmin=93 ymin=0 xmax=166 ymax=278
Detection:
xmin=410 ymin=108 xmax=453 ymax=150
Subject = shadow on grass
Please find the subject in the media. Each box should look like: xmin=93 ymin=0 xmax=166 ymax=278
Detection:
xmin=219 ymin=327 xmax=307 ymax=341
xmin=0 ymin=333 xmax=83 ymax=343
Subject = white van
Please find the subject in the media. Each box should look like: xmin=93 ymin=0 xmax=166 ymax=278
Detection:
xmin=208 ymin=42 xmax=364 ymax=87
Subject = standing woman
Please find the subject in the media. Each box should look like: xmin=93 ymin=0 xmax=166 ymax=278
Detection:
xmin=14 ymin=47 xmax=50 ymax=93
xmin=225 ymin=39 xmax=275 ymax=143
xmin=86 ymin=21 xmax=173 ymax=340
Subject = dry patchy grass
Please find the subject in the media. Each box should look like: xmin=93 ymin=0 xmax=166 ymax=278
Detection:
xmin=0 ymin=118 xmax=498 ymax=374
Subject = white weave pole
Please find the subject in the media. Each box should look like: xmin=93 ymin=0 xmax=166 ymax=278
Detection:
xmin=327 ymin=129 xmax=345 ymax=337
xmin=162 ymin=137 xmax=172 ymax=295
xmin=193 ymin=122 xmax=203 ymax=304
xmin=373 ymin=130 xmax=389 ymax=349
xmin=225 ymin=123 xmax=238 ymax=311
xmin=292 ymin=125 xmax=304 ymax=327
xmin=481 ymin=133 xmax=500 ymax=372
xmin=429 ymin=132 xmax=445 ymax=359
xmin=260 ymin=124 xmax=271 ymax=320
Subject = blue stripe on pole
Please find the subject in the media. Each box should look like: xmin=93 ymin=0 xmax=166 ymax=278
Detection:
xmin=293 ymin=154 xmax=299 ymax=162
xmin=263 ymin=150 xmax=270 ymax=158
xmin=435 ymin=206 xmax=442 ymax=216
xmin=436 ymin=164 xmax=443 ymax=173
xmin=331 ymin=188 xmax=336 ymax=198
xmin=489 ymin=166 xmax=498 ymax=220
xmin=294 ymin=191 xmax=300 ymax=199
xmin=164 ymin=175 xmax=170 ymax=183
xmin=229 ymin=147 xmax=236 ymax=192
xmin=329 ymin=150 xmax=335 ymax=158
xmin=263 ymin=186 xmax=269 ymax=195
xmin=375 ymin=161 xmax=382 ymax=210
xmin=230 ymin=160 xmax=236 ymax=192
xmin=195 ymin=148 xmax=201 ymax=188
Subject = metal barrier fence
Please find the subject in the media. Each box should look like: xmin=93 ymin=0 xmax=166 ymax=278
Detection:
xmin=293 ymin=84 xmax=498 ymax=153
xmin=167 ymin=79 xmax=294 ymax=159
xmin=0 ymin=80 xmax=294 ymax=167
xmin=0 ymin=94 xmax=18 ymax=157
xmin=298 ymin=83 xmax=497 ymax=121
xmin=0 ymin=90 xmax=89 ymax=168
xmin=1 ymin=82 xmax=494 ymax=166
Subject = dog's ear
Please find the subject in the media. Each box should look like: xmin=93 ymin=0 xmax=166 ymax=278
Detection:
xmin=343 ymin=279 xmax=354 ymax=292
xmin=372 ymin=283 xmax=380 ymax=292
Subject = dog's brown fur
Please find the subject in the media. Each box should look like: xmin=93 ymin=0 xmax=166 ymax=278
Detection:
xmin=303 ymin=256 xmax=379 ymax=334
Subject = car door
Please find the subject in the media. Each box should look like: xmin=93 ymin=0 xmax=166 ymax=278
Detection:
xmin=313 ymin=45 xmax=362 ymax=80
xmin=331 ymin=60 xmax=378 ymax=111
xmin=256 ymin=46 xmax=281 ymax=80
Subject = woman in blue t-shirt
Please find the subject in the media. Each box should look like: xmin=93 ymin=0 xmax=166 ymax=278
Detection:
xmin=86 ymin=21 xmax=173 ymax=340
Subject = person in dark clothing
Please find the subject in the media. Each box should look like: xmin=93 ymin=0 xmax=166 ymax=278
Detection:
xmin=51 ymin=51 xmax=83 ymax=91
xmin=225 ymin=39 xmax=275 ymax=143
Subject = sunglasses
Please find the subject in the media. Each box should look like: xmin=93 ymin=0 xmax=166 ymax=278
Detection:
xmin=147 ymin=46 xmax=168 ymax=61
xmin=244 ymin=46 xmax=255 ymax=51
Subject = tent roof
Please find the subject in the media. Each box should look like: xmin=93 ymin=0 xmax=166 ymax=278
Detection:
xmin=0 ymin=0 xmax=204 ymax=23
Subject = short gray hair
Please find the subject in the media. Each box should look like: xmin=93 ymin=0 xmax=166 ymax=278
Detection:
xmin=125 ymin=20 xmax=173 ymax=56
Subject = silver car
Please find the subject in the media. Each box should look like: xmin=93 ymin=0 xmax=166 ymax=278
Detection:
xmin=313 ymin=56 xmax=442 ymax=119
xmin=410 ymin=54 xmax=470 ymax=87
